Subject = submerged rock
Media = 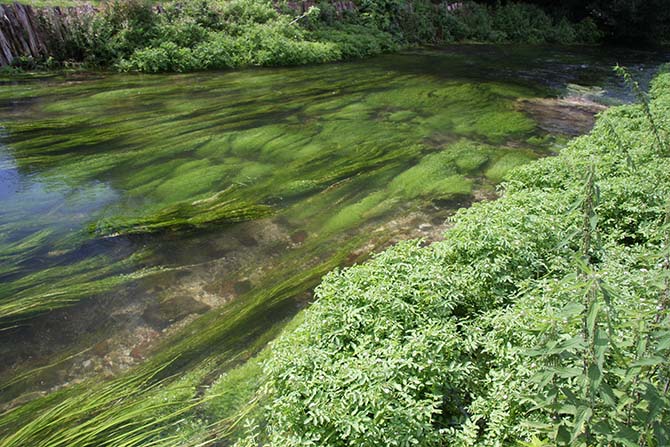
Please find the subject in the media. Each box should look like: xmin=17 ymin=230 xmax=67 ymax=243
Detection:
xmin=290 ymin=230 xmax=308 ymax=244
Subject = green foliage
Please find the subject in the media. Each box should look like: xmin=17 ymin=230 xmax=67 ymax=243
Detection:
xmin=445 ymin=2 xmax=598 ymax=44
xmin=87 ymin=0 xmax=158 ymax=66
xmin=233 ymin=72 xmax=670 ymax=446
xmin=307 ymin=24 xmax=397 ymax=59
xmin=589 ymin=0 xmax=670 ymax=44
xmin=28 ymin=0 xmax=604 ymax=72
xmin=0 ymin=361 xmax=208 ymax=447
xmin=256 ymin=241 xmax=473 ymax=446
xmin=119 ymin=4 xmax=343 ymax=72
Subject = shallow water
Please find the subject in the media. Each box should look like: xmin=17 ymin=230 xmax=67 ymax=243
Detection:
xmin=0 ymin=44 xmax=667 ymax=407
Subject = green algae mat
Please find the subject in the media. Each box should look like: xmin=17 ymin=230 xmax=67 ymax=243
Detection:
xmin=0 ymin=45 xmax=667 ymax=446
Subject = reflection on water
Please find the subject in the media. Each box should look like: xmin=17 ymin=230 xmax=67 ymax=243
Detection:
xmin=0 ymin=44 xmax=667 ymax=406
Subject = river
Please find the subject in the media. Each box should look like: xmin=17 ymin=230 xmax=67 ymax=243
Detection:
xmin=0 ymin=45 xmax=667 ymax=420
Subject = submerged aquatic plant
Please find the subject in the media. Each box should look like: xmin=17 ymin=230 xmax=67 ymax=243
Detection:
xmin=0 ymin=53 xmax=549 ymax=325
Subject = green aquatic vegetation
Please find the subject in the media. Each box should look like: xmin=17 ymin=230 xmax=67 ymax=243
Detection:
xmin=0 ymin=54 xmax=547 ymax=322
xmin=322 ymin=191 xmax=395 ymax=234
xmin=484 ymin=151 xmax=536 ymax=182
xmin=389 ymin=151 xmax=474 ymax=199
xmin=366 ymin=81 xmax=537 ymax=142
xmin=153 ymin=161 xmax=232 ymax=202
xmin=273 ymin=179 xmax=322 ymax=199
xmin=0 ymin=359 xmax=210 ymax=447
xmin=94 ymin=188 xmax=274 ymax=236
xmin=465 ymin=108 xmax=536 ymax=142
xmin=0 ymin=235 xmax=368 ymax=446
xmin=0 ymin=251 xmax=162 ymax=329
xmin=386 ymin=109 xmax=419 ymax=123
xmin=0 ymin=228 xmax=54 ymax=261
xmin=235 ymin=161 xmax=274 ymax=183
xmin=450 ymin=143 xmax=491 ymax=172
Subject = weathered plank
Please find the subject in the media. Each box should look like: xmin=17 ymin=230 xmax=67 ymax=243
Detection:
xmin=0 ymin=2 xmax=86 ymax=66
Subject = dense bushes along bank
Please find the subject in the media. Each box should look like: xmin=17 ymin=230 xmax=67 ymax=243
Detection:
xmin=227 ymin=71 xmax=670 ymax=445
xmin=9 ymin=0 xmax=603 ymax=72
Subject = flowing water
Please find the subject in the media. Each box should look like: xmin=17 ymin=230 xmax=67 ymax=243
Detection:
xmin=0 ymin=45 xmax=667 ymax=417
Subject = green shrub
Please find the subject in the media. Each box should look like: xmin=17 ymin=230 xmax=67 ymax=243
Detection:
xmin=151 ymin=18 xmax=209 ymax=48
xmin=119 ymin=41 xmax=195 ymax=72
xmin=491 ymin=3 xmax=553 ymax=44
xmin=451 ymin=2 xmax=496 ymax=41
xmin=574 ymin=17 xmax=603 ymax=44
xmin=91 ymin=0 xmax=158 ymax=64
xmin=308 ymin=24 xmax=396 ymax=59
xmin=219 ymin=0 xmax=278 ymax=26
xmin=255 ymin=241 xmax=474 ymax=447
xmin=192 ymin=32 xmax=244 ymax=69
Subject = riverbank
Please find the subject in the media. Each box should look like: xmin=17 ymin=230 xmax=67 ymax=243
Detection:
xmin=0 ymin=0 xmax=603 ymax=73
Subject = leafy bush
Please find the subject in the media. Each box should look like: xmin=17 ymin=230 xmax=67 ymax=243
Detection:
xmin=445 ymin=1 xmax=587 ymax=44
xmin=308 ymin=24 xmax=397 ymax=59
xmin=491 ymin=3 xmax=555 ymax=43
xmin=219 ymin=0 xmax=278 ymax=26
xmin=573 ymin=17 xmax=603 ymax=44
xmin=243 ymin=242 xmax=474 ymax=446
xmin=118 ymin=41 xmax=196 ymax=72
xmin=89 ymin=0 xmax=158 ymax=65
xmin=120 ymin=17 xmax=343 ymax=72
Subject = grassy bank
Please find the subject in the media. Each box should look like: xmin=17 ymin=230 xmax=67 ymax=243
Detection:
xmin=5 ymin=0 xmax=602 ymax=73
xmin=226 ymin=71 xmax=670 ymax=445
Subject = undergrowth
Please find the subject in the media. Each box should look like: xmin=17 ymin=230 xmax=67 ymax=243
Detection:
xmin=11 ymin=0 xmax=604 ymax=73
